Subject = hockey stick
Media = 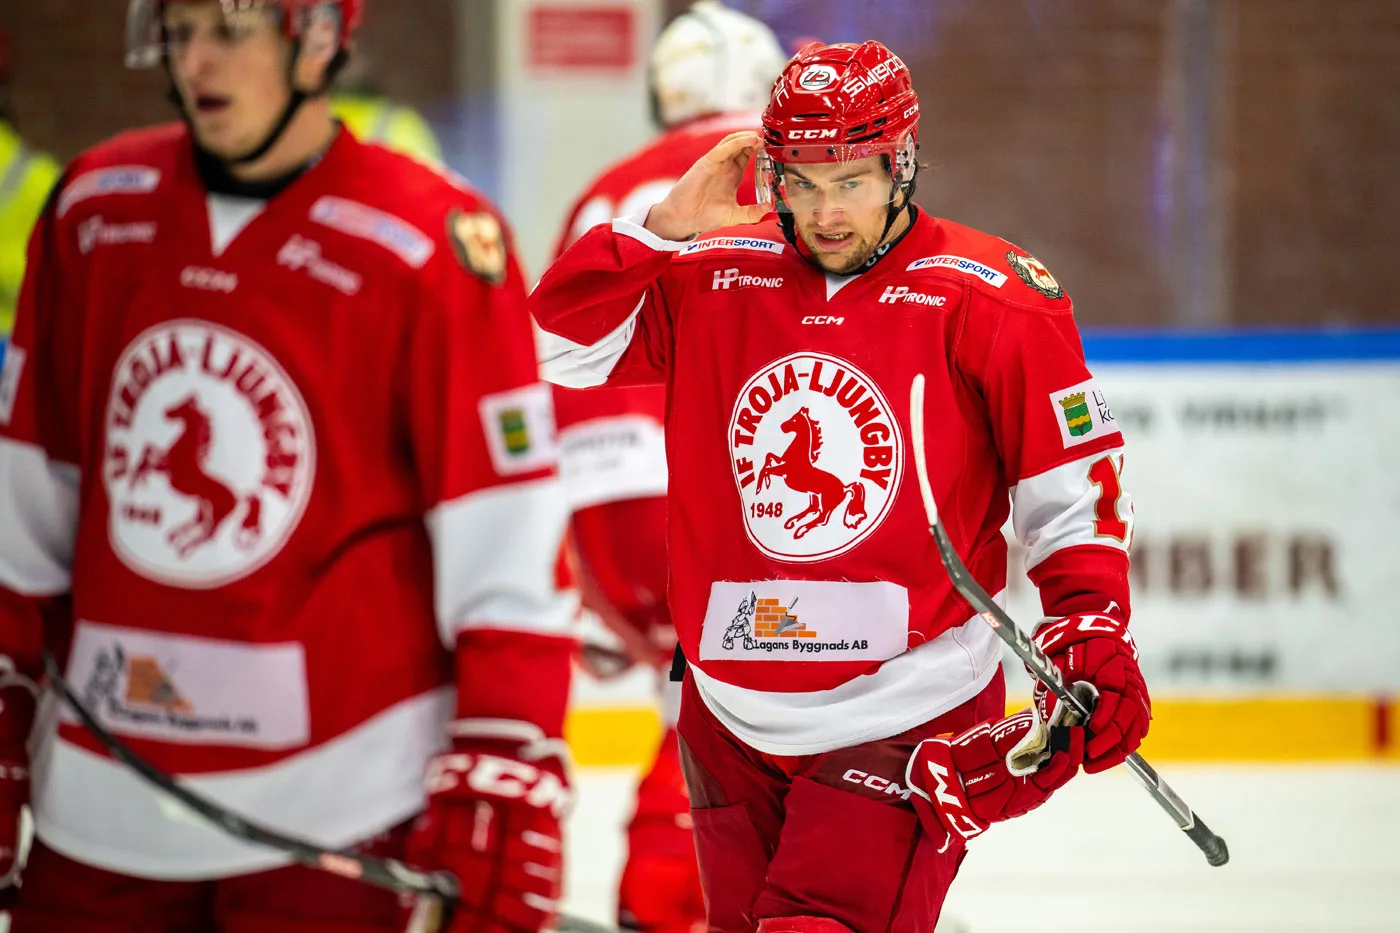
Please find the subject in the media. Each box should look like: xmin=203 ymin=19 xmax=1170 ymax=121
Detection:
xmin=42 ymin=652 xmax=621 ymax=933
xmin=908 ymin=375 xmax=1229 ymax=867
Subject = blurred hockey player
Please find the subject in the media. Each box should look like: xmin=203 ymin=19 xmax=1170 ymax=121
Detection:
xmin=0 ymin=27 xmax=61 ymax=341
xmin=0 ymin=1 xmax=576 ymax=930
xmin=550 ymin=5 xmax=784 ymax=933
xmin=532 ymin=40 xmax=1150 ymax=933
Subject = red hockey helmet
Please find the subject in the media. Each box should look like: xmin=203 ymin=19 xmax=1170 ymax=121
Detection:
xmin=125 ymin=0 xmax=363 ymax=69
xmin=757 ymin=40 xmax=919 ymax=211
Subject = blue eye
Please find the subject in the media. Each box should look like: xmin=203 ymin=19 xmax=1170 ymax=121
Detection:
xmin=842 ymin=180 xmax=861 ymax=190
xmin=795 ymin=181 xmax=815 ymax=190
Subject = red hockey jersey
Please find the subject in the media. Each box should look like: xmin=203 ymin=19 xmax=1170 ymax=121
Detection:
xmin=552 ymin=113 xmax=759 ymax=640
xmin=531 ymin=210 xmax=1132 ymax=755
xmin=0 ymin=125 xmax=576 ymax=877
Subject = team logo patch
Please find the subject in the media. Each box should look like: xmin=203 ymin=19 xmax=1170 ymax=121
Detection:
xmin=448 ymin=209 xmax=508 ymax=285
xmin=678 ymin=236 xmax=784 ymax=257
xmin=57 ymin=166 xmax=161 ymax=218
xmin=905 ymin=255 xmax=1008 ymax=288
xmin=1051 ymin=378 xmax=1115 ymax=448
xmin=309 ymin=196 xmax=434 ymax=269
xmin=798 ymin=65 xmax=839 ymax=91
xmin=1006 ymin=250 xmax=1064 ymax=299
xmin=730 ymin=352 xmax=902 ymax=563
xmin=102 ymin=320 xmax=316 ymax=589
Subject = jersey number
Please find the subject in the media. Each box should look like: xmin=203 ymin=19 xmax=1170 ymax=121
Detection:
xmin=1088 ymin=456 xmax=1129 ymax=542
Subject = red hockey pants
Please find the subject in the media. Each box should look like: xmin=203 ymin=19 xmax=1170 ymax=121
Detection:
xmin=677 ymin=671 xmax=1006 ymax=933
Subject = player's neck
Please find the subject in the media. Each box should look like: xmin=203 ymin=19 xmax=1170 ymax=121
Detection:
xmin=878 ymin=201 xmax=915 ymax=249
xmin=226 ymin=100 xmax=337 ymax=184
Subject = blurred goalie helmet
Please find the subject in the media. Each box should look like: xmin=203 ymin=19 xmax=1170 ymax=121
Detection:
xmin=650 ymin=1 xmax=787 ymax=128
xmin=125 ymin=0 xmax=364 ymax=69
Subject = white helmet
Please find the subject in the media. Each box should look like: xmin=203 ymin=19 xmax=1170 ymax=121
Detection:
xmin=649 ymin=1 xmax=788 ymax=128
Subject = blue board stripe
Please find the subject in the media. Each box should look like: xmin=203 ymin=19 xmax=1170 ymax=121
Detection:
xmin=1081 ymin=328 xmax=1400 ymax=363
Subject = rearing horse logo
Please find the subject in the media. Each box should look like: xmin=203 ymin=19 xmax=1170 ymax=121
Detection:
xmin=131 ymin=394 xmax=263 ymax=558
xmin=756 ymin=407 xmax=868 ymax=540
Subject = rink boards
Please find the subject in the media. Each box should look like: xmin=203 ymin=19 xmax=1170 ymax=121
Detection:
xmin=568 ymin=328 xmax=1400 ymax=764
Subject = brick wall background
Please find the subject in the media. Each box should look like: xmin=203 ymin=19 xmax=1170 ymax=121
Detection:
xmin=4 ymin=0 xmax=1396 ymax=326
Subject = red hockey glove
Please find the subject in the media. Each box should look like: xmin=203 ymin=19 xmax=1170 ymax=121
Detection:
xmin=906 ymin=705 xmax=1084 ymax=844
xmin=405 ymin=722 xmax=573 ymax=933
xmin=1032 ymin=612 xmax=1151 ymax=772
xmin=617 ymin=728 xmax=704 ymax=933
xmin=0 ymin=658 xmax=37 ymax=906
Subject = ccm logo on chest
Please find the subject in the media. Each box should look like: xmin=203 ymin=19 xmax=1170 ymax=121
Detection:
xmin=711 ymin=267 xmax=784 ymax=291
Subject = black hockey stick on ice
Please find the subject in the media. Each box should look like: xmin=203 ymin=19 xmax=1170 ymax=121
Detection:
xmin=907 ymin=376 xmax=1229 ymax=867
xmin=42 ymin=652 xmax=620 ymax=933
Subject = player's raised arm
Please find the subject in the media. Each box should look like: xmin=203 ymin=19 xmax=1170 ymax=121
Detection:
xmin=529 ymin=132 xmax=768 ymax=390
xmin=399 ymin=205 xmax=579 ymax=932
xmin=963 ymin=254 xmax=1149 ymax=773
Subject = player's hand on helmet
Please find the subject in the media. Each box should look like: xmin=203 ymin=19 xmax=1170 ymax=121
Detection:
xmin=644 ymin=131 xmax=769 ymax=241
xmin=0 ymin=658 xmax=37 ymax=906
xmin=405 ymin=723 xmax=573 ymax=933
xmin=1032 ymin=612 xmax=1151 ymax=772
xmin=905 ymin=704 xmax=1085 ymax=844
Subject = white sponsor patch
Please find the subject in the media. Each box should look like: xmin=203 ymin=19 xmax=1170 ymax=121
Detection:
xmin=709 ymin=267 xmax=785 ymax=291
xmin=77 ymin=216 xmax=157 ymax=255
xmin=309 ymin=196 xmax=434 ymax=269
xmin=906 ymin=254 xmax=1008 ymax=288
xmin=0 ymin=345 xmax=26 ymax=426
xmin=479 ymin=383 xmax=559 ymax=477
xmin=1050 ymin=377 xmax=1117 ymax=448
xmin=699 ymin=580 xmax=908 ymax=662
xmin=678 ymin=236 xmax=785 ymax=257
xmin=64 ymin=621 xmax=310 ymax=749
xmin=277 ymin=235 xmax=363 ymax=296
xmin=103 ymin=320 xmax=316 ymax=589
xmin=730 ymin=352 xmax=903 ymax=562
xmin=557 ymin=413 xmax=667 ymax=511
xmin=57 ymin=166 xmax=161 ymax=218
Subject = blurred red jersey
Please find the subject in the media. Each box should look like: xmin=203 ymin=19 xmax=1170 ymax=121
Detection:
xmin=0 ymin=125 xmax=575 ymax=878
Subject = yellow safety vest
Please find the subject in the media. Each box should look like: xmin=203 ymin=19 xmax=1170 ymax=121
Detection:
xmin=0 ymin=120 xmax=60 ymax=338
xmin=331 ymin=95 xmax=443 ymax=166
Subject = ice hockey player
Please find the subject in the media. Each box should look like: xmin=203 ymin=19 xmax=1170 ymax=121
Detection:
xmin=549 ymin=5 xmax=785 ymax=933
xmin=532 ymin=39 xmax=1150 ymax=933
xmin=0 ymin=1 xmax=576 ymax=930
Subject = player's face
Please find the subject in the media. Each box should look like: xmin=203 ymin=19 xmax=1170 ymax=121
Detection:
xmin=163 ymin=2 xmax=293 ymax=160
xmin=783 ymin=157 xmax=898 ymax=275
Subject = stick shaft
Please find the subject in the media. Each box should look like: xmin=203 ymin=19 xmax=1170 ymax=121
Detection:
xmin=909 ymin=375 xmax=1229 ymax=867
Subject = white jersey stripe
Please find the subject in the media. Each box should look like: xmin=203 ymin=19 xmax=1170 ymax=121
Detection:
xmin=1010 ymin=446 xmax=1132 ymax=573
xmin=0 ymin=437 xmax=80 ymax=596
xmin=425 ymin=477 xmax=578 ymax=645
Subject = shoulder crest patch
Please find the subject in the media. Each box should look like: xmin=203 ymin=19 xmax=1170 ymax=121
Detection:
xmin=448 ymin=209 xmax=507 ymax=285
xmin=1006 ymin=250 xmax=1064 ymax=300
